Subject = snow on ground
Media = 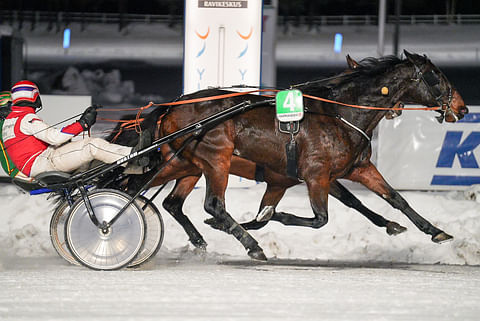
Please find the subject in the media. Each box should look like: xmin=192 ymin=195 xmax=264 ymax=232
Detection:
xmin=2 ymin=257 xmax=480 ymax=321
xmin=1 ymin=182 xmax=480 ymax=320
xmin=1 ymin=181 xmax=480 ymax=266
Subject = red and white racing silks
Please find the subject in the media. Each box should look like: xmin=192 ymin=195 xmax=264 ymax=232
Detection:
xmin=2 ymin=106 xmax=83 ymax=176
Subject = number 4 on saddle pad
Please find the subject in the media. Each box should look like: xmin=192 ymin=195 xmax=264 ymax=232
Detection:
xmin=275 ymin=89 xmax=304 ymax=122
xmin=275 ymin=89 xmax=303 ymax=179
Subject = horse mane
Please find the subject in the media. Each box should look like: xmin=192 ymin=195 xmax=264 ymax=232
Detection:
xmin=296 ymin=55 xmax=405 ymax=95
xmin=353 ymin=55 xmax=403 ymax=76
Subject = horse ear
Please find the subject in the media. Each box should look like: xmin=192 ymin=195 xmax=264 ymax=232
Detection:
xmin=346 ymin=55 xmax=359 ymax=69
xmin=403 ymin=50 xmax=417 ymax=63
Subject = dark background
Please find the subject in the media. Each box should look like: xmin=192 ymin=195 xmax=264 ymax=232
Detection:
xmin=1 ymin=0 xmax=479 ymax=15
xmin=2 ymin=0 xmax=480 ymax=104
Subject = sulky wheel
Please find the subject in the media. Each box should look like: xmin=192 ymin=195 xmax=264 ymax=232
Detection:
xmin=65 ymin=189 xmax=146 ymax=271
xmin=128 ymin=195 xmax=165 ymax=268
xmin=49 ymin=199 xmax=80 ymax=266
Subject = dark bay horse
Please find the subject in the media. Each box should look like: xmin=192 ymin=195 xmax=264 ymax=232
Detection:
xmin=110 ymin=55 xmax=408 ymax=250
xmin=110 ymin=54 xmax=409 ymax=249
xmin=125 ymin=51 xmax=468 ymax=260
xmin=110 ymin=118 xmax=407 ymax=250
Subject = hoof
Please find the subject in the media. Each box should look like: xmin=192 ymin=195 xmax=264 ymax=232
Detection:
xmin=204 ymin=218 xmax=228 ymax=232
xmin=386 ymin=222 xmax=407 ymax=236
xmin=432 ymin=232 xmax=453 ymax=244
xmin=191 ymin=238 xmax=208 ymax=251
xmin=248 ymin=248 xmax=267 ymax=261
xmin=241 ymin=219 xmax=268 ymax=231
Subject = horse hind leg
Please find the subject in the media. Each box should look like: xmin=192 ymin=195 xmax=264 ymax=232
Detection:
xmin=270 ymin=175 xmax=330 ymax=229
xmin=163 ymin=176 xmax=208 ymax=250
xmin=240 ymin=184 xmax=287 ymax=230
xmin=346 ymin=162 xmax=452 ymax=243
xmin=203 ymin=181 xmax=267 ymax=261
xmin=329 ymin=180 xmax=407 ymax=236
xmin=200 ymin=157 xmax=267 ymax=261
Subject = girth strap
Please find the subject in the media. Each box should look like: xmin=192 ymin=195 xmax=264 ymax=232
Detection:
xmin=286 ymin=140 xmax=298 ymax=179
xmin=254 ymin=164 xmax=265 ymax=182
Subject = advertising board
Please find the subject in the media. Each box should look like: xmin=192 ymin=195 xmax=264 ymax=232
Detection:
xmin=377 ymin=105 xmax=480 ymax=190
xmin=183 ymin=0 xmax=263 ymax=94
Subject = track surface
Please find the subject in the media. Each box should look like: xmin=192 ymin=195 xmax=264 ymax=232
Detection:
xmin=1 ymin=255 xmax=479 ymax=320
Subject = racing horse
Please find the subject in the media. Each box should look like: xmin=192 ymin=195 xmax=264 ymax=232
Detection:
xmin=130 ymin=51 xmax=468 ymax=260
xmin=111 ymin=55 xmax=407 ymax=250
xmin=110 ymin=115 xmax=408 ymax=250
xmin=158 ymin=56 xmax=408 ymax=240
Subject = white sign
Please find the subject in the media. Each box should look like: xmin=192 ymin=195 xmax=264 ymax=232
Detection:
xmin=183 ymin=0 xmax=263 ymax=94
xmin=377 ymin=105 xmax=480 ymax=190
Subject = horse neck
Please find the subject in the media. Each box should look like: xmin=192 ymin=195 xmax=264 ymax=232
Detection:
xmin=308 ymin=67 xmax=411 ymax=136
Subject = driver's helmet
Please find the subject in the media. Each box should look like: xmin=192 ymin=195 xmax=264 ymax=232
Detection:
xmin=0 ymin=91 xmax=11 ymax=107
xmin=11 ymin=80 xmax=41 ymax=110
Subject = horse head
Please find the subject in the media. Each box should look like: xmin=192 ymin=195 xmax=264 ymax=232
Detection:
xmin=402 ymin=50 xmax=468 ymax=123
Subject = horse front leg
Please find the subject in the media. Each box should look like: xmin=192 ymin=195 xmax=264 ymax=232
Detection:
xmin=270 ymin=174 xmax=330 ymax=229
xmin=329 ymin=180 xmax=407 ymax=236
xmin=346 ymin=162 xmax=452 ymax=243
xmin=162 ymin=176 xmax=208 ymax=250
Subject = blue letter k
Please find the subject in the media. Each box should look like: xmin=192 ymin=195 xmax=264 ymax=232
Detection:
xmin=436 ymin=131 xmax=480 ymax=168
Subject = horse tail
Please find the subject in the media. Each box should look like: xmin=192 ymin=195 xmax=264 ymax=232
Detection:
xmin=139 ymin=106 xmax=170 ymax=136
xmin=105 ymin=113 xmax=138 ymax=144
xmin=105 ymin=106 xmax=170 ymax=146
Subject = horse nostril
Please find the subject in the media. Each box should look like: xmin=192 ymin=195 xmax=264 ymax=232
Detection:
xmin=461 ymin=107 xmax=469 ymax=115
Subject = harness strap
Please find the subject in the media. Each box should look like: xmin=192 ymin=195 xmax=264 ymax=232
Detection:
xmin=285 ymin=140 xmax=298 ymax=179
xmin=337 ymin=116 xmax=371 ymax=141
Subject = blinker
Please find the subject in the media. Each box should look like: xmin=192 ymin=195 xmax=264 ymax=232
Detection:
xmin=422 ymin=70 xmax=440 ymax=86
xmin=381 ymin=87 xmax=389 ymax=95
xmin=420 ymin=70 xmax=444 ymax=101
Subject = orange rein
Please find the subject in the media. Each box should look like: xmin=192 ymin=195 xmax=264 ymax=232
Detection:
xmin=98 ymin=88 xmax=442 ymax=139
xmin=302 ymin=94 xmax=441 ymax=111
xmin=98 ymin=89 xmax=277 ymax=137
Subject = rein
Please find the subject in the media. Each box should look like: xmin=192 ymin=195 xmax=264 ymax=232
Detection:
xmin=100 ymin=87 xmax=441 ymax=116
xmin=98 ymin=68 xmax=447 ymax=139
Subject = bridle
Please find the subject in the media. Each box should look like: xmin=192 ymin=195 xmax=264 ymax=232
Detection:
xmin=411 ymin=61 xmax=454 ymax=122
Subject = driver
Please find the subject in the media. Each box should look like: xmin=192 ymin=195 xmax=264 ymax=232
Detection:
xmin=2 ymin=80 xmax=148 ymax=178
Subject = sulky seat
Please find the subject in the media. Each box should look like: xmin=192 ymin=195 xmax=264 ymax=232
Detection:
xmin=12 ymin=171 xmax=72 ymax=192
xmin=35 ymin=171 xmax=72 ymax=186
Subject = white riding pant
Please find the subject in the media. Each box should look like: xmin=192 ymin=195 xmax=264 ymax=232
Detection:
xmin=30 ymin=137 xmax=132 ymax=177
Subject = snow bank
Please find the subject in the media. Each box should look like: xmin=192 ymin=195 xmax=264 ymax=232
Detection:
xmin=1 ymin=182 xmax=480 ymax=265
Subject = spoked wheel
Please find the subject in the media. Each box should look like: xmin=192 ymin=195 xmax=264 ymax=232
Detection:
xmin=49 ymin=199 xmax=80 ymax=266
xmin=129 ymin=195 xmax=164 ymax=268
xmin=65 ymin=189 xmax=146 ymax=271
